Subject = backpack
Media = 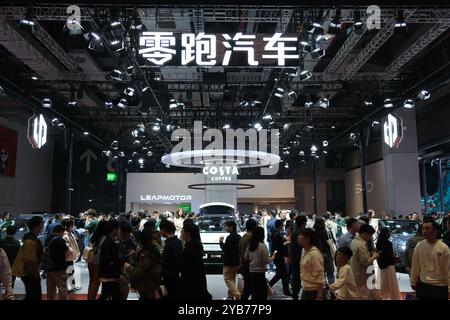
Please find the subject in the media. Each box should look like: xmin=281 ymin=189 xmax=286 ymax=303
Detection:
xmin=41 ymin=237 xmax=57 ymax=272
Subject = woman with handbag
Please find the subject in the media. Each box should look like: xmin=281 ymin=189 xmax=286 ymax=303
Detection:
xmin=124 ymin=227 xmax=162 ymax=300
xmin=376 ymin=227 xmax=401 ymax=300
xmin=242 ymin=227 xmax=276 ymax=300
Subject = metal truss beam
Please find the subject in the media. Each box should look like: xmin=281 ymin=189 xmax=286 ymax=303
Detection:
xmin=1 ymin=6 xmax=449 ymax=23
xmin=342 ymin=9 xmax=416 ymax=81
xmin=385 ymin=22 xmax=450 ymax=79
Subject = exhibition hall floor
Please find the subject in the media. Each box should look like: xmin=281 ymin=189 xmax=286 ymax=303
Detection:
xmin=10 ymin=262 xmax=415 ymax=300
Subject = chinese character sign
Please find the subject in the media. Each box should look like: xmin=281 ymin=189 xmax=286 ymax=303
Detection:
xmin=138 ymin=32 xmax=301 ymax=66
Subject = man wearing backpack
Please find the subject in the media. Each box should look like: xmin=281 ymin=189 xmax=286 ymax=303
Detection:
xmin=44 ymin=224 xmax=69 ymax=300
xmin=11 ymin=216 xmax=44 ymax=300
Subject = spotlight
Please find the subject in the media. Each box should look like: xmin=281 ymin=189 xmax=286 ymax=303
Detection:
xmin=154 ymin=74 xmax=161 ymax=81
xmin=350 ymin=133 xmax=356 ymax=140
xmin=251 ymin=100 xmax=261 ymax=107
xmin=262 ymin=114 xmax=272 ymax=120
xmin=105 ymin=101 xmax=113 ymax=108
xmin=299 ymin=70 xmax=312 ymax=80
xmin=84 ymin=32 xmax=103 ymax=51
xmin=177 ymin=102 xmax=185 ymax=109
xmin=111 ymin=141 xmax=119 ymax=149
xmin=254 ymin=123 xmax=262 ymax=131
xmin=42 ymin=98 xmax=52 ymax=108
xmin=130 ymin=16 xmax=143 ymax=30
xmin=363 ymin=100 xmax=373 ymax=107
xmin=51 ymin=118 xmax=59 ymax=127
xmin=169 ymin=99 xmax=178 ymax=109
xmin=83 ymin=131 xmax=89 ymax=136
xmin=323 ymin=140 xmax=328 ymax=147
xmin=65 ymin=18 xmax=83 ymax=35
xmin=418 ymin=90 xmax=430 ymax=100
xmin=331 ymin=125 xmax=336 ymax=129
xmin=239 ymin=100 xmax=249 ymax=107
xmin=67 ymin=101 xmax=77 ymax=107
xmin=142 ymin=86 xmax=150 ymax=92
xmin=328 ymin=9 xmax=342 ymax=34
xmin=124 ymin=87 xmax=135 ymax=97
xmin=383 ymin=98 xmax=393 ymax=108
xmin=117 ymin=98 xmax=128 ymax=109
xmin=166 ymin=124 xmax=176 ymax=132
xmin=403 ymin=99 xmax=415 ymax=109
xmin=283 ymin=123 xmax=290 ymax=131
xmin=223 ymin=124 xmax=231 ymax=129
xmin=110 ymin=21 xmax=126 ymax=37
xmin=110 ymin=39 xmax=124 ymax=52
xmin=31 ymin=76 xmax=38 ymax=80
xmin=353 ymin=9 xmax=363 ymax=30
xmin=152 ymin=124 xmax=161 ymax=131
xmin=299 ymin=151 xmax=305 ymax=156
xmin=311 ymin=145 xmax=318 ymax=154
xmin=284 ymin=163 xmax=289 ymax=169
xmin=132 ymin=152 xmax=138 ymax=157
xmin=147 ymin=151 xmax=153 ymax=157
xmin=57 ymin=123 xmax=65 ymax=129
xmin=307 ymin=21 xmax=324 ymax=37
xmin=133 ymin=140 xmax=141 ymax=145
xmin=283 ymin=150 xmax=290 ymax=155
xmin=111 ymin=69 xmax=123 ymax=81
xmin=311 ymin=48 xmax=325 ymax=59
xmin=319 ymin=98 xmax=329 ymax=108
xmin=304 ymin=96 xmax=313 ymax=108
xmin=138 ymin=158 xmax=144 ymax=165
xmin=371 ymin=120 xmax=380 ymax=127
xmin=274 ymin=87 xmax=284 ymax=98
xmin=131 ymin=130 xmax=139 ymax=138
xmin=128 ymin=159 xmax=133 ymax=164
xmin=395 ymin=10 xmax=407 ymax=32
xmin=285 ymin=67 xmax=298 ymax=77
xmin=20 ymin=8 xmax=35 ymax=29
xmin=119 ymin=151 xmax=125 ymax=157
xmin=103 ymin=150 xmax=112 ymax=157
xmin=288 ymin=91 xmax=297 ymax=100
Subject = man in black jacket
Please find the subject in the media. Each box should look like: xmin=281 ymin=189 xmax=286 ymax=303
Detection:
xmin=160 ymin=220 xmax=183 ymax=299
xmin=45 ymin=224 xmax=69 ymax=300
xmin=269 ymin=220 xmax=291 ymax=296
xmin=219 ymin=220 xmax=241 ymax=300
xmin=99 ymin=220 xmax=122 ymax=300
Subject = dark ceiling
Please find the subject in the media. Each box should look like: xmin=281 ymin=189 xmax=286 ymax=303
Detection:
xmin=0 ymin=4 xmax=449 ymax=176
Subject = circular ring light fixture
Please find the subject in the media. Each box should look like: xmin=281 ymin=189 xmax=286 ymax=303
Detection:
xmin=188 ymin=183 xmax=255 ymax=190
xmin=161 ymin=149 xmax=280 ymax=169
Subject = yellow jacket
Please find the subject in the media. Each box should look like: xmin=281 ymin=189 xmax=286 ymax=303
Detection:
xmin=11 ymin=237 xmax=42 ymax=278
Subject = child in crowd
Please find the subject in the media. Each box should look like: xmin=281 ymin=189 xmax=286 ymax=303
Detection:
xmin=328 ymin=246 xmax=358 ymax=300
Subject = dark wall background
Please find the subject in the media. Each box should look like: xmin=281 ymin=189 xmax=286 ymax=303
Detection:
xmin=52 ymin=140 xmax=126 ymax=215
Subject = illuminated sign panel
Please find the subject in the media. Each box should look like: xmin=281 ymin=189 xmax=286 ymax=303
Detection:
xmin=140 ymin=195 xmax=192 ymax=201
xmin=27 ymin=114 xmax=47 ymax=149
xmin=106 ymin=172 xmax=118 ymax=182
xmin=202 ymin=165 xmax=239 ymax=182
xmin=383 ymin=114 xmax=403 ymax=148
xmin=138 ymin=32 xmax=299 ymax=66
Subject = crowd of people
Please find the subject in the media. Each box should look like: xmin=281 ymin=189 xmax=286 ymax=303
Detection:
xmin=0 ymin=208 xmax=449 ymax=301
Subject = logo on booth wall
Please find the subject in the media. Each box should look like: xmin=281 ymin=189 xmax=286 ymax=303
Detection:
xmin=383 ymin=114 xmax=403 ymax=148
xmin=355 ymin=182 xmax=374 ymax=194
xmin=27 ymin=114 xmax=47 ymax=149
xmin=203 ymin=165 xmax=239 ymax=182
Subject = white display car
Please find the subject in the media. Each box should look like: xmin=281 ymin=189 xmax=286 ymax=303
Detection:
xmin=196 ymin=203 xmax=243 ymax=273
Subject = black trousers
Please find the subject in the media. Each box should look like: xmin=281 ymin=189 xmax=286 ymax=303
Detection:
xmin=249 ymin=272 xmax=267 ymax=300
xmin=416 ymin=282 xmax=448 ymax=300
xmin=290 ymin=260 xmax=300 ymax=300
xmin=240 ymin=271 xmax=251 ymax=301
xmin=301 ymin=289 xmax=318 ymax=300
xmin=269 ymin=260 xmax=289 ymax=292
xmin=99 ymin=281 xmax=122 ymax=300
xmin=21 ymin=276 xmax=42 ymax=300
xmin=163 ymin=275 xmax=181 ymax=300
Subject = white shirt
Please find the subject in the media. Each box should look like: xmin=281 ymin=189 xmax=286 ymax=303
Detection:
xmin=410 ymin=239 xmax=450 ymax=291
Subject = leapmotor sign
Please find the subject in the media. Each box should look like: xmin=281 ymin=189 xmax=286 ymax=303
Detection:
xmin=27 ymin=114 xmax=47 ymax=149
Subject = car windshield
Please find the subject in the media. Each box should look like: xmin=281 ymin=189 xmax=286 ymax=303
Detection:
xmin=382 ymin=220 xmax=418 ymax=235
xmin=196 ymin=216 xmax=237 ymax=232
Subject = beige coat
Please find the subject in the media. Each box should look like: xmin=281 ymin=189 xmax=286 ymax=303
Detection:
xmin=63 ymin=231 xmax=80 ymax=262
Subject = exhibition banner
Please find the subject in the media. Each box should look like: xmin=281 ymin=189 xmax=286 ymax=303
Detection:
xmin=0 ymin=124 xmax=17 ymax=177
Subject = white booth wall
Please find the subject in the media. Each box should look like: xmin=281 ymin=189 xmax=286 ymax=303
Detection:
xmin=126 ymin=172 xmax=295 ymax=213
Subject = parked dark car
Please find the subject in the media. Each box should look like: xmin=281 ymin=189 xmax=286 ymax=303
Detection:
xmin=378 ymin=219 xmax=419 ymax=271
